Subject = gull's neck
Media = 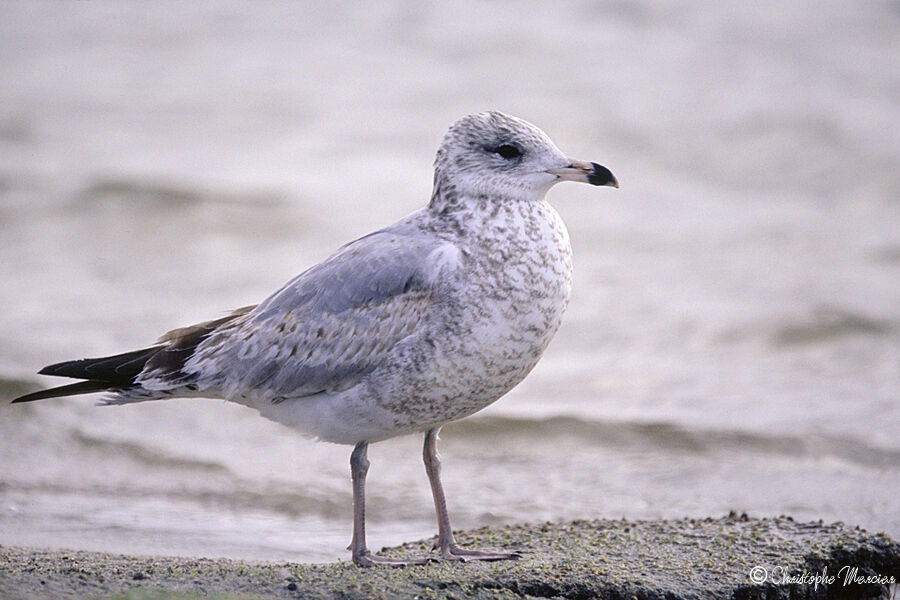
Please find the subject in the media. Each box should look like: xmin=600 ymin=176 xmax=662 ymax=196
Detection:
xmin=428 ymin=173 xmax=547 ymax=217
xmin=425 ymin=181 xmax=556 ymax=247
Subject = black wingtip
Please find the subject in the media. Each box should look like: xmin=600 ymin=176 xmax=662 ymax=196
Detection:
xmin=36 ymin=347 xmax=157 ymax=381
xmin=11 ymin=380 xmax=112 ymax=403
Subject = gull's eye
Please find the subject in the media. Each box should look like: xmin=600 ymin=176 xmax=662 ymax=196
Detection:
xmin=491 ymin=144 xmax=522 ymax=159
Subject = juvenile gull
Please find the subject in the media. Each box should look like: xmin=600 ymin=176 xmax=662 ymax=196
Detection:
xmin=12 ymin=112 xmax=618 ymax=566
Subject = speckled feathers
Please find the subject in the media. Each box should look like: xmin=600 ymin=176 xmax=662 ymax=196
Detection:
xmin=23 ymin=112 xmax=614 ymax=445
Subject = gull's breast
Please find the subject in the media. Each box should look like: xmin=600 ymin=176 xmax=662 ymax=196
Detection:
xmin=464 ymin=200 xmax=574 ymax=370
xmin=399 ymin=199 xmax=574 ymax=422
xmin=319 ymin=199 xmax=574 ymax=440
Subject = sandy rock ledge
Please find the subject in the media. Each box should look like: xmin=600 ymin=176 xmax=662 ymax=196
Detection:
xmin=1 ymin=515 xmax=897 ymax=599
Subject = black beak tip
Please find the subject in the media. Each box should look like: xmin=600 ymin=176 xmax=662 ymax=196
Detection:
xmin=587 ymin=163 xmax=618 ymax=188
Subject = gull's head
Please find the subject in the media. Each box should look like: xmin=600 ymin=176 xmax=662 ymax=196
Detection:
xmin=431 ymin=111 xmax=617 ymax=207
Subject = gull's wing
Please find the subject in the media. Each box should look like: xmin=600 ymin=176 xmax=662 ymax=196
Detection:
xmin=139 ymin=227 xmax=460 ymax=402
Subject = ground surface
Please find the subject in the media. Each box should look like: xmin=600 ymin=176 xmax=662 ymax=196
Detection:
xmin=1 ymin=515 xmax=897 ymax=599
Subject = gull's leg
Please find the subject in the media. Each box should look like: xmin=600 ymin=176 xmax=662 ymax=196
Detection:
xmin=349 ymin=441 xmax=431 ymax=567
xmin=423 ymin=427 xmax=521 ymax=561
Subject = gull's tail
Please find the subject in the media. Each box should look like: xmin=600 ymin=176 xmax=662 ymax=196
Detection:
xmin=11 ymin=347 xmax=160 ymax=403
xmin=10 ymin=305 xmax=256 ymax=404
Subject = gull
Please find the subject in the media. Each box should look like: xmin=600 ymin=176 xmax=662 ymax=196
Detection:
xmin=12 ymin=111 xmax=618 ymax=566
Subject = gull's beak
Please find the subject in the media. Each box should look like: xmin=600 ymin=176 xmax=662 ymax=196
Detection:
xmin=548 ymin=159 xmax=619 ymax=188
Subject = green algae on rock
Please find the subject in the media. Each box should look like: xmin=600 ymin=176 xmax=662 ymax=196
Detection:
xmin=1 ymin=515 xmax=897 ymax=599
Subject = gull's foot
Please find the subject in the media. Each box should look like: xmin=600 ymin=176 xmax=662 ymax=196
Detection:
xmin=438 ymin=543 xmax=522 ymax=562
xmin=353 ymin=550 xmax=435 ymax=568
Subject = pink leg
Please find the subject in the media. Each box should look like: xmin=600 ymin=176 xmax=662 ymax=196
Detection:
xmin=349 ymin=441 xmax=432 ymax=567
xmin=423 ymin=427 xmax=521 ymax=561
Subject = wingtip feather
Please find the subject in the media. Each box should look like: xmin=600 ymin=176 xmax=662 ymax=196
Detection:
xmin=11 ymin=380 xmax=113 ymax=403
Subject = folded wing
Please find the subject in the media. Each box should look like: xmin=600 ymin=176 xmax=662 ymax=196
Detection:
xmin=139 ymin=228 xmax=457 ymax=402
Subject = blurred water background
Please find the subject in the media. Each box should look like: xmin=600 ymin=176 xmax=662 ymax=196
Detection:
xmin=0 ymin=1 xmax=897 ymax=563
